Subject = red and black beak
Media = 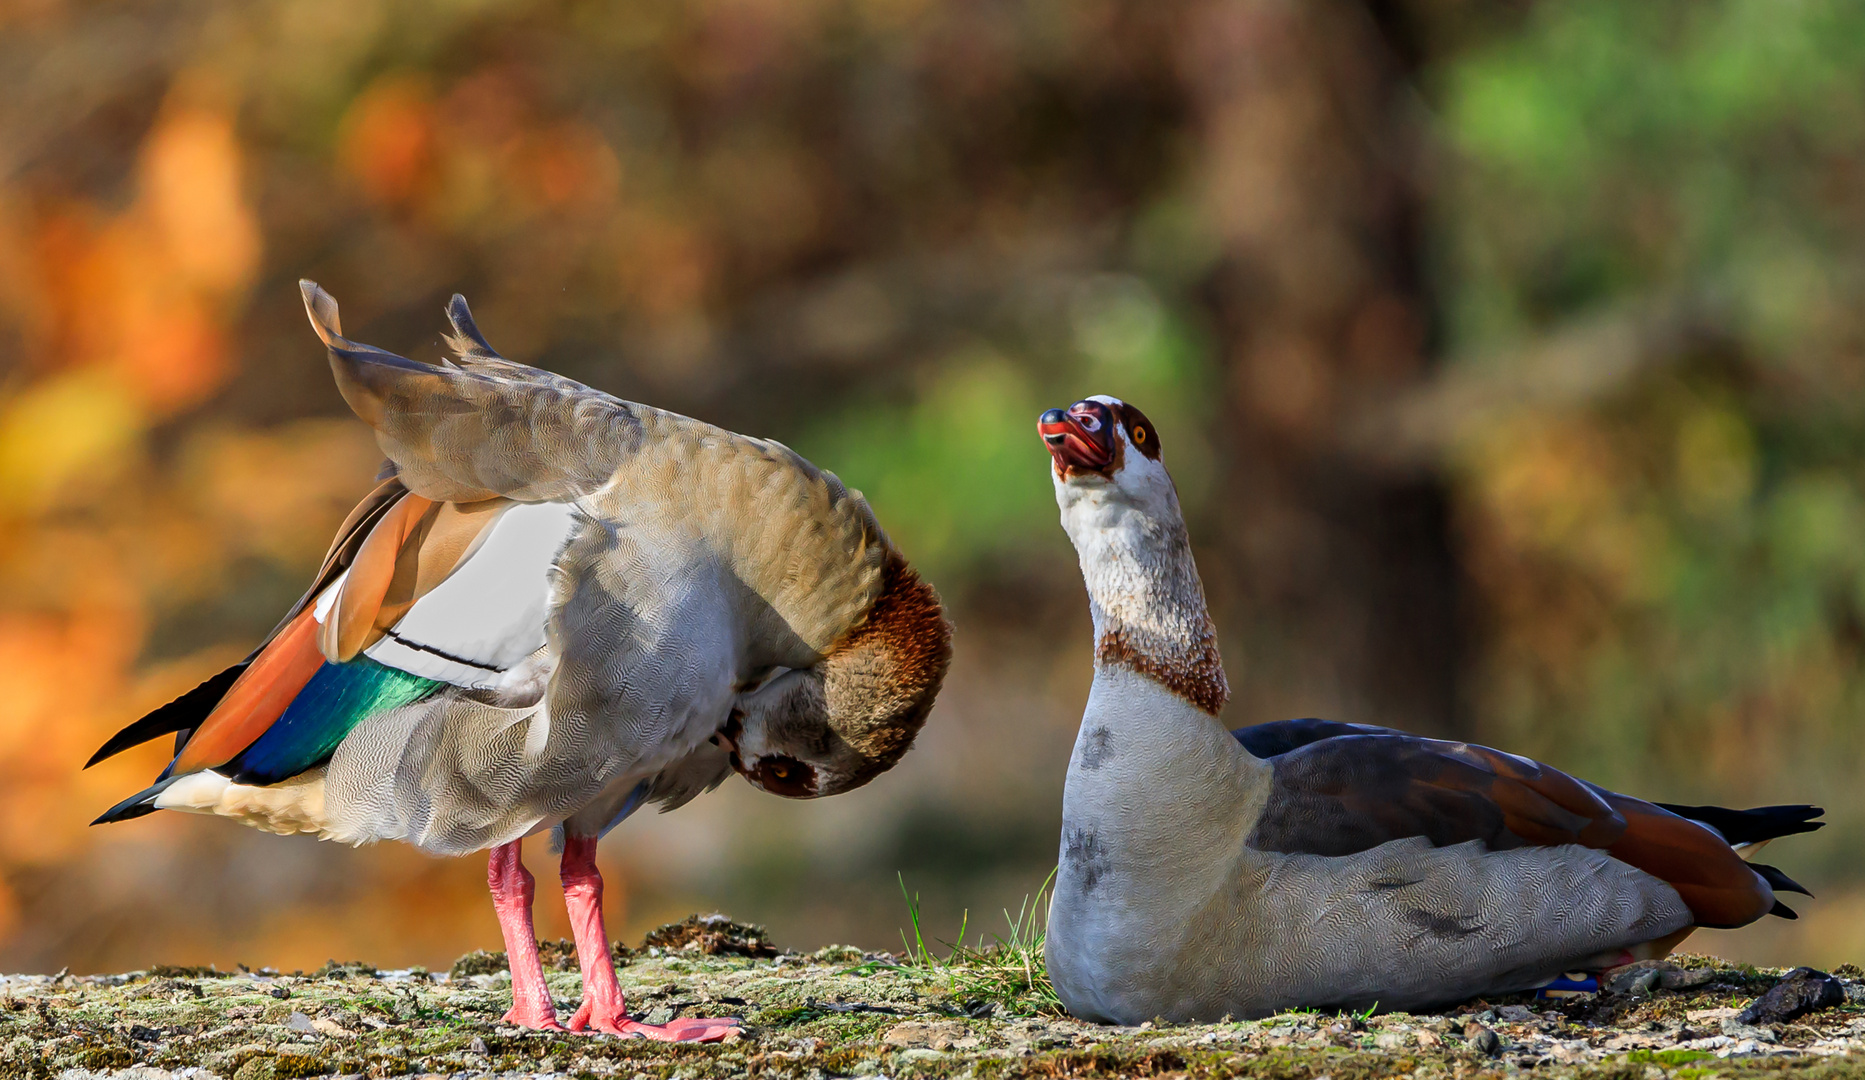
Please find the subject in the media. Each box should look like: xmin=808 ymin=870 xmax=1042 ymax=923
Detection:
xmin=713 ymin=709 xmax=745 ymax=773
xmin=1039 ymin=400 xmax=1116 ymax=473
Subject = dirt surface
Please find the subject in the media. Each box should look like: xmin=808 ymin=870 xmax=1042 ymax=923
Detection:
xmin=11 ymin=918 xmax=1865 ymax=1079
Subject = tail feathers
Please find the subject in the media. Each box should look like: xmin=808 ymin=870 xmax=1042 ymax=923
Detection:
xmin=85 ymin=663 xmax=246 ymax=768
xmin=1751 ymin=861 xmax=1813 ymax=897
xmin=1770 ymin=900 xmax=1800 ymax=920
xmin=1655 ymin=802 xmax=1824 ymax=846
xmin=92 ymin=777 xmax=180 ymax=825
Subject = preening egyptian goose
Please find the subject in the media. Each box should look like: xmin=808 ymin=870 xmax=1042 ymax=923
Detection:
xmin=1036 ymin=396 xmax=1822 ymax=1023
xmin=88 ymin=283 xmax=950 ymax=1040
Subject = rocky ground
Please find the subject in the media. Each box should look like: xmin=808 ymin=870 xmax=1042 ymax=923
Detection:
xmin=10 ymin=916 xmax=1865 ymax=1080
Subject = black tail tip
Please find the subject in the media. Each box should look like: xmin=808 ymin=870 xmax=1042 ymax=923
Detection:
xmin=1752 ymin=861 xmax=1815 ymax=898
xmin=91 ymin=787 xmax=167 ymax=826
xmin=1770 ymin=900 xmax=1800 ymax=920
xmin=1656 ymin=802 xmax=1826 ymax=844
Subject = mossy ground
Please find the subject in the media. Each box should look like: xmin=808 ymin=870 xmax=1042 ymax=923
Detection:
xmin=12 ymin=922 xmax=1865 ymax=1080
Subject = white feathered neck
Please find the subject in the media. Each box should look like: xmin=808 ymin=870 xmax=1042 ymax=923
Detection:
xmin=1054 ymin=435 xmax=1228 ymax=716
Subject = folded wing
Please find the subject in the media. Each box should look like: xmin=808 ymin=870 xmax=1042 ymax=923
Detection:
xmin=1238 ymin=721 xmax=1818 ymax=929
xmin=93 ymin=479 xmax=580 ymax=808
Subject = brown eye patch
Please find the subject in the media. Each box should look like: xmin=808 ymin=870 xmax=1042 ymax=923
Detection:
xmin=1114 ymin=402 xmax=1161 ymax=460
xmin=753 ymin=755 xmax=818 ymax=798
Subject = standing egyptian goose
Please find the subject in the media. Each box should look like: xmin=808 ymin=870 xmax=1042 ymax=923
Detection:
xmin=1036 ymin=396 xmax=1821 ymax=1022
xmin=88 ymin=283 xmax=950 ymax=1040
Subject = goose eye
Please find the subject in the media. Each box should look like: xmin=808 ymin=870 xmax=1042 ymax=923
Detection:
xmin=1132 ymin=427 xmax=1147 ymax=445
xmin=752 ymin=755 xmax=816 ymax=797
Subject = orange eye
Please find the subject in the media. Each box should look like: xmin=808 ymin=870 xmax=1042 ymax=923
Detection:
xmin=1132 ymin=427 xmax=1147 ymax=444
xmin=770 ymin=763 xmax=790 ymax=780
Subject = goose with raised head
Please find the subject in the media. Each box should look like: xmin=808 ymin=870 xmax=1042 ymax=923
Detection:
xmin=1037 ymin=395 xmax=1821 ymax=1022
xmin=87 ymin=283 xmax=951 ymax=1040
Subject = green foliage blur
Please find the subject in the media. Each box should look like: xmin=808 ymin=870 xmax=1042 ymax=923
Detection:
xmin=1434 ymin=3 xmax=1865 ymax=864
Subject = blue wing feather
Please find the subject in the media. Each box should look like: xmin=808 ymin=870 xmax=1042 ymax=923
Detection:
xmin=221 ymin=657 xmax=440 ymax=785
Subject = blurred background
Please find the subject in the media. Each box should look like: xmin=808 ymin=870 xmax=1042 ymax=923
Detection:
xmin=2 ymin=0 xmax=1863 ymax=974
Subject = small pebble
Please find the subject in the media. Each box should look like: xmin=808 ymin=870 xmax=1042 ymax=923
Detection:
xmin=1464 ymin=1020 xmax=1501 ymax=1057
xmin=1720 ymin=1017 xmax=1779 ymax=1043
xmin=897 ymin=1047 xmax=945 ymax=1063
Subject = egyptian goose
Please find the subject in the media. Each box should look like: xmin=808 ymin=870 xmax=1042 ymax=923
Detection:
xmin=88 ymin=282 xmax=951 ymax=1040
xmin=1036 ymin=395 xmax=1821 ymax=1022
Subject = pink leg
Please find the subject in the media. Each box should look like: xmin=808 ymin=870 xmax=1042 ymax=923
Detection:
xmin=560 ymin=834 xmax=739 ymax=1042
xmin=488 ymin=840 xmax=566 ymax=1031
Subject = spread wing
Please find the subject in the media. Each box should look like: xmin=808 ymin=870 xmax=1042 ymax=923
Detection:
xmin=1238 ymin=720 xmax=1806 ymax=929
xmin=303 ymin=281 xmax=891 ymax=657
xmin=84 ymin=476 xmax=411 ymax=769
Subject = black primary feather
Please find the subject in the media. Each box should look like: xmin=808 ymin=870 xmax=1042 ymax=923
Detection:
xmin=84 ymin=662 xmax=245 ymax=768
xmin=1750 ymin=861 xmax=1814 ymax=897
xmin=1654 ymin=803 xmax=1825 ymax=845
xmin=91 ymin=777 xmax=179 ymax=825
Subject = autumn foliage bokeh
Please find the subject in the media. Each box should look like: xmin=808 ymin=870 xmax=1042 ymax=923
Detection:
xmin=4 ymin=0 xmax=1865 ymax=974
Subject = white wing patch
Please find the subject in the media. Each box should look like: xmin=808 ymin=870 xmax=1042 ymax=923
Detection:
xmin=361 ymin=500 xmax=580 ymax=689
xmin=312 ymin=569 xmax=347 ymax=623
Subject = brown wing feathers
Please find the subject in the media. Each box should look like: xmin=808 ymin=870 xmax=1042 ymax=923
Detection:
xmin=325 ymin=491 xmax=434 ymax=660
xmin=1454 ymin=745 xmax=1626 ymax=849
xmin=1246 ymin=726 xmax=1795 ymax=929
xmin=86 ymin=477 xmax=413 ymax=768
xmin=1602 ymin=796 xmax=1780 ymax=927
xmin=318 ymin=489 xmax=511 ymax=662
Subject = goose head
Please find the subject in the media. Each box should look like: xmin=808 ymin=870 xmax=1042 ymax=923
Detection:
xmin=714 ymin=670 xmax=850 ymax=798
xmin=1039 ymin=395 xmax=1228 ymax=715
xmin=715 ymin=554 xmax=952 ymax=799
xmin=1039 ymin=395 xmax=1179 ymax=545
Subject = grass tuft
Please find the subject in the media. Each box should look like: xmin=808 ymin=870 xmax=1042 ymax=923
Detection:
xmin=898 ymin=868 xmax=1065 ymax=1017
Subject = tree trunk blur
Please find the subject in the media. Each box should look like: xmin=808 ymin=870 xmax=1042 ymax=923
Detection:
xmin=1179 ymin=0 xmax=1463 ymax=735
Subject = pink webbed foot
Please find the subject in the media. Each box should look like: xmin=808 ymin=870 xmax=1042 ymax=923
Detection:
xmin=618 ymin=1016 xmax=741 ymax=1042
xmin=500 ymin=1003 xmax=568 ymax=1032
xmin=567 ymin=998 xmax=738 ymax=1041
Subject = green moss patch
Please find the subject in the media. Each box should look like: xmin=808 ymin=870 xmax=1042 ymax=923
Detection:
xmin=4 ymin=937 xmax=1861 ymax=1079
